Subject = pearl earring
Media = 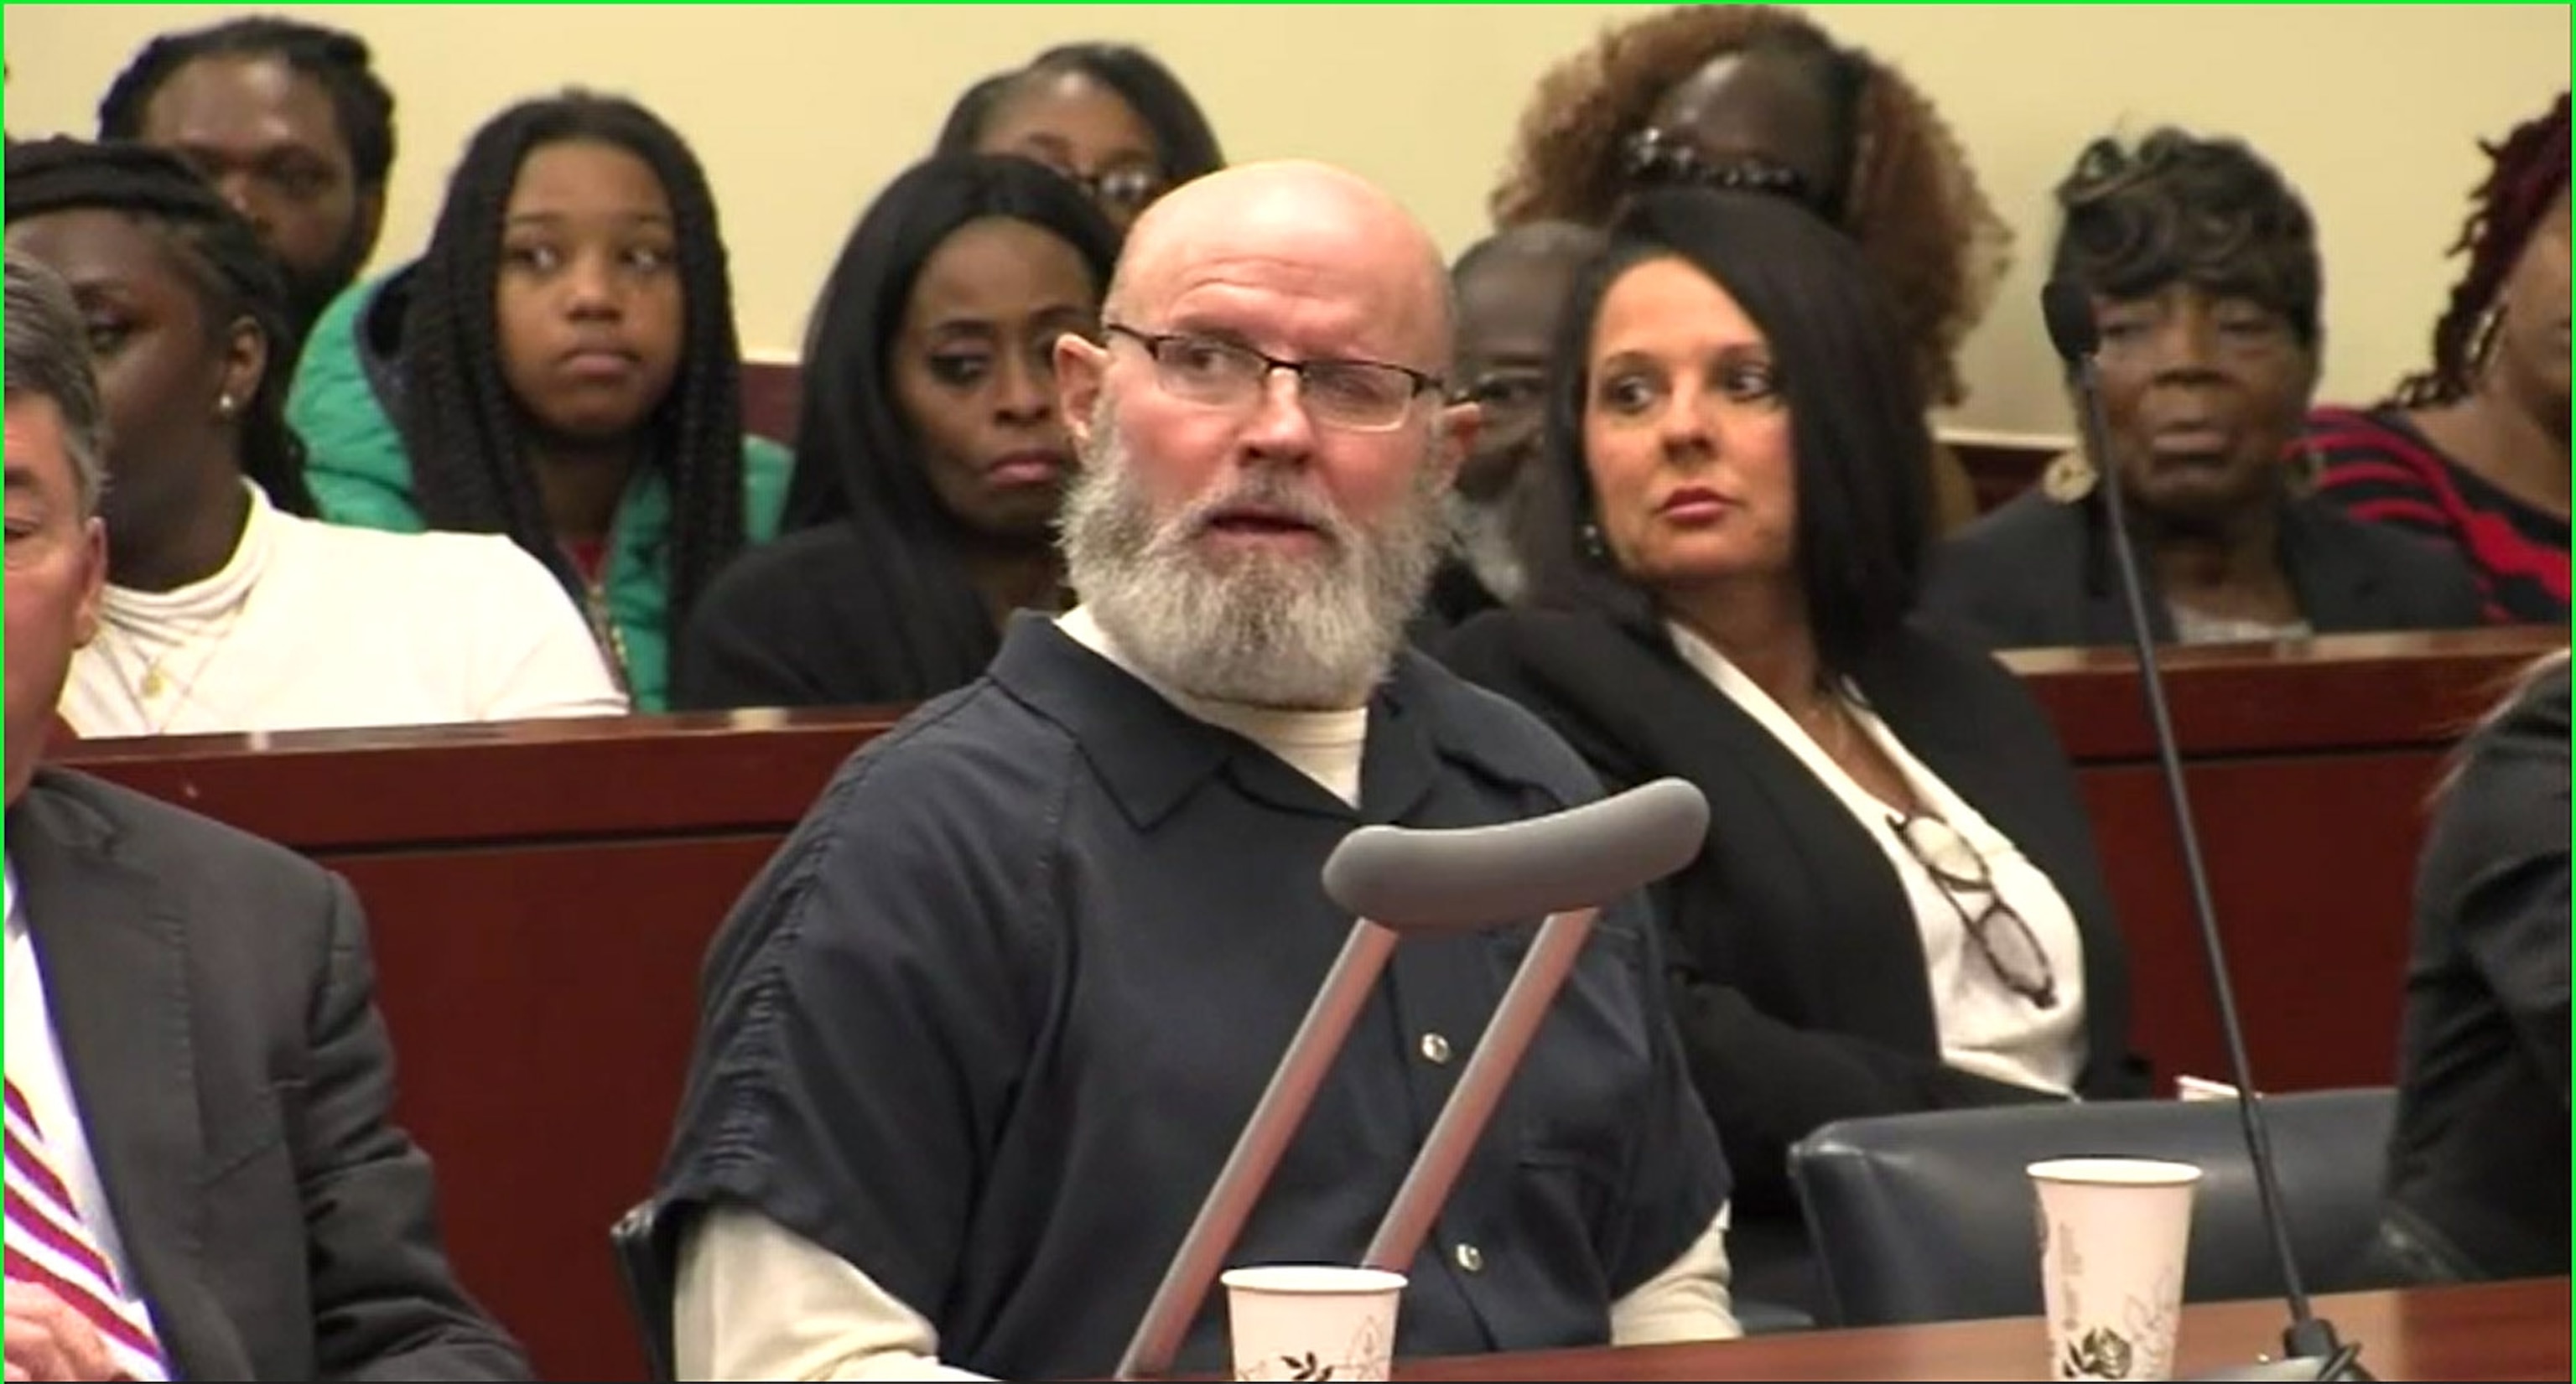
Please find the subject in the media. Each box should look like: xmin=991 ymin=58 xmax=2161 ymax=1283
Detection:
xmin=1579 ymin=520 xmax=1610 ymax=563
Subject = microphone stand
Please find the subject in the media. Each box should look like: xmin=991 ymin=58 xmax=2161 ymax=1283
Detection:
xmin=2061 ymin=348 xmax=2369 ymax=1383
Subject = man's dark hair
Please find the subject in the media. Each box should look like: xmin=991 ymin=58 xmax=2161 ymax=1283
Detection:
xmin=97 ymin=15 xmax=397 ymax=190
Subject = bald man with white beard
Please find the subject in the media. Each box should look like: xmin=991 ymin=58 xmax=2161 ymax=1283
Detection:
xmin=652 ymin=161 xmax=1737 ymax=1382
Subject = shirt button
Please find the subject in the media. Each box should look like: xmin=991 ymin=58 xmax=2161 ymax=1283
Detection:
xmin=1453 ymin=1242 xmax=1484 ymax=1274
xmin=1418 ymin=1033 xmax=1452 ymax=1065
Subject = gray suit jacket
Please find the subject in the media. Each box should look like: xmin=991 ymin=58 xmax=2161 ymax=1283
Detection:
xmin=8 ymin=767 xmax=530 ymax=1381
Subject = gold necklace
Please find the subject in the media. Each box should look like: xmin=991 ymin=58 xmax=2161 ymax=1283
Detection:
xmin=583 ymin=577 xmax=632 ymax=696
xmin=1801 ymin=684 xmax=1852 ymax=759
xmin=106 ymin=596 xmax=252 ymax=733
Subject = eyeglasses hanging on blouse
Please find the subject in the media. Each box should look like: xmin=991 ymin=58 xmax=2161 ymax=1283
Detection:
xmin=1887 ymin=811 xmax=2060 ymax=1009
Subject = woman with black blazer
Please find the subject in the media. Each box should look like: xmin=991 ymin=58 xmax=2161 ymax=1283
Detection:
xmin=1922 ymin=131 xmax=2486 ymax=651
xmin=1440 ymin=189 xmax=2146 ymax=1314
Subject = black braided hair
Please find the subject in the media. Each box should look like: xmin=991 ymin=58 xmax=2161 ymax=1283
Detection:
xmin=397 ymin=89 xmax=748 ymax=633
xmin=2391 ymin=91 xmax=2571 ymax=408
xmin=96 ymin=14 xmax=396 ymax=190
xmin=3 ymin=136 xmax=319 ymax=516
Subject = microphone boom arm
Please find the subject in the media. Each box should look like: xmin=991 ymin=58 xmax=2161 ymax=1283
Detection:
xmin=2063 ymin=346 xmax=2364 ymax=1381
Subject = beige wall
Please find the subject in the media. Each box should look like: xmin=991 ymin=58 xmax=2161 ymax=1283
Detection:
xmin=7 ymin=4 xmax=2567 ymax=435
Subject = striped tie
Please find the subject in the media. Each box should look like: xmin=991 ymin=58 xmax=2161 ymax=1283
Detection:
xmin=4 ymin=1075 xmax=171 ymax=1381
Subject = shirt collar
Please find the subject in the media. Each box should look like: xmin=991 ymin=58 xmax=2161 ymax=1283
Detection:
xmin=986 ymin=613 xmax=1456 ymax=831
xmin=100 ymin=478 xmax=279 ymax=624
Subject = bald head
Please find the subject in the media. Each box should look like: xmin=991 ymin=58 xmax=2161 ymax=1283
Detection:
xmin=1106 ymin=159 xmax=1456 ymax=371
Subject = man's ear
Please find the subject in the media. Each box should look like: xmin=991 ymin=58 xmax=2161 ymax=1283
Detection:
xmin=73 ymin=515 xmax=106 ymax=648
xmin=1057 ymin=331 xmax=1111 ymax=454
xmin=1429 ymin=399 xmax=1480 ymax=494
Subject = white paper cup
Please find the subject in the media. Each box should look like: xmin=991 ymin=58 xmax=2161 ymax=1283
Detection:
xmin=2028 ymin=1158 xmax=2201 ymax=1381
xmin=1220 ymin=1264 xmax=1406 ymax=1382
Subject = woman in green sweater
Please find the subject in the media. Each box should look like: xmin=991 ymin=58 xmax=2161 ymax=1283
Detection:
xmin=289 ymin=90 xmax=787 ymax=710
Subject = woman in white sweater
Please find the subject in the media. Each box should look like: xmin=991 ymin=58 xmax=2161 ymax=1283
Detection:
xmin=5 ymin=137 xmax=624 ymax=737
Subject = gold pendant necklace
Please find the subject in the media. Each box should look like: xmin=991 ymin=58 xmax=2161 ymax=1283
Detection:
xmin=584 ymin=578 xmax=632 ymax=696
xmin=112 ymin=594 xmax=251 ymax=733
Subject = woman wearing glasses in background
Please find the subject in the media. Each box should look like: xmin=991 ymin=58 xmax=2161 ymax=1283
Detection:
xmin=1490 ymin=5 xmax=2006 ymax=534
xmin=934 ymin=42 xmax=1224 ymax=234
xmin=1440 ymin=189 xmax=2146 ymax=1321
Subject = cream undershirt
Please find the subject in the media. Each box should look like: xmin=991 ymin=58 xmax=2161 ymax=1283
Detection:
xmin=62 ymin=481 xmax=627 ymax=738
xmin=672 ymin=608 xmax=1737 ymax=1380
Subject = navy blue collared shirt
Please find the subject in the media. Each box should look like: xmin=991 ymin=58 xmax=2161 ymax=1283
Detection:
xmin=657 ymin=615 xmax=1728 ymax=1380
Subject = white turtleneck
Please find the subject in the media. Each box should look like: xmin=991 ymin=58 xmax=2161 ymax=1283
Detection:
xmin=63 ymin=482 xmax=627 ymax=738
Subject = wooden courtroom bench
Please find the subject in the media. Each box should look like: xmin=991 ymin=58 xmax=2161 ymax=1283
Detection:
xmin=56 ymin=625 xmax=2559 ymax=1380
xmin=1940 ymin=425 xmax=2063 ymax=513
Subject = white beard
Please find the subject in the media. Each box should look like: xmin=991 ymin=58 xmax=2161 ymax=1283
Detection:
xmin=1059 ymin=401 xmax=1447 ymax=709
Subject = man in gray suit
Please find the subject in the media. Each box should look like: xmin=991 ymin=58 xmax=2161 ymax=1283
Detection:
xmin=2 ymin=251 xmax=529 ymax=1381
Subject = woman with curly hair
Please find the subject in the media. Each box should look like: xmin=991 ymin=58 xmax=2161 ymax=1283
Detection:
xmin=1492 ymin=6 xmax=2005 ymax=532
xmin=2307 ymin=92 xmax=2569 ymax=623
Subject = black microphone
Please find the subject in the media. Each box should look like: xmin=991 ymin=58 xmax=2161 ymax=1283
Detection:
xmin=2042 ymin=280 xmax=2366 ymax=1383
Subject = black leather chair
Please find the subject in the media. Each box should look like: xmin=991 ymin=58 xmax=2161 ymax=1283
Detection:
xmin=1789 ymin=1088 xmax=2397 ymax=1327
xmin=610 ymin=1199 xmax=677 ymax=1382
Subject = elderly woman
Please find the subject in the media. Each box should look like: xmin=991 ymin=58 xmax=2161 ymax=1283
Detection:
xmin=1441 ymin=188 xmax=2144 ymax=1314
xmin=1923 ymin=130 xmax=2487 ymax=648
xmin=1491 ymin=5 xmax=2006 ymax=531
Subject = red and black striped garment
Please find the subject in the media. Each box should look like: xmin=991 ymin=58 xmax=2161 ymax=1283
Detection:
xmin=2307 ymin=405 xmax=2569 ymax=623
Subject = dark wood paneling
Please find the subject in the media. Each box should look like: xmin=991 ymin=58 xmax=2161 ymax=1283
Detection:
xmin=2080 ymin=753 xmax=2440 ymax=1091
xmin=343 ymin=839 xmax=773 ymax=1383
xmin=743 ymin=358 xmax=802 ymax=449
